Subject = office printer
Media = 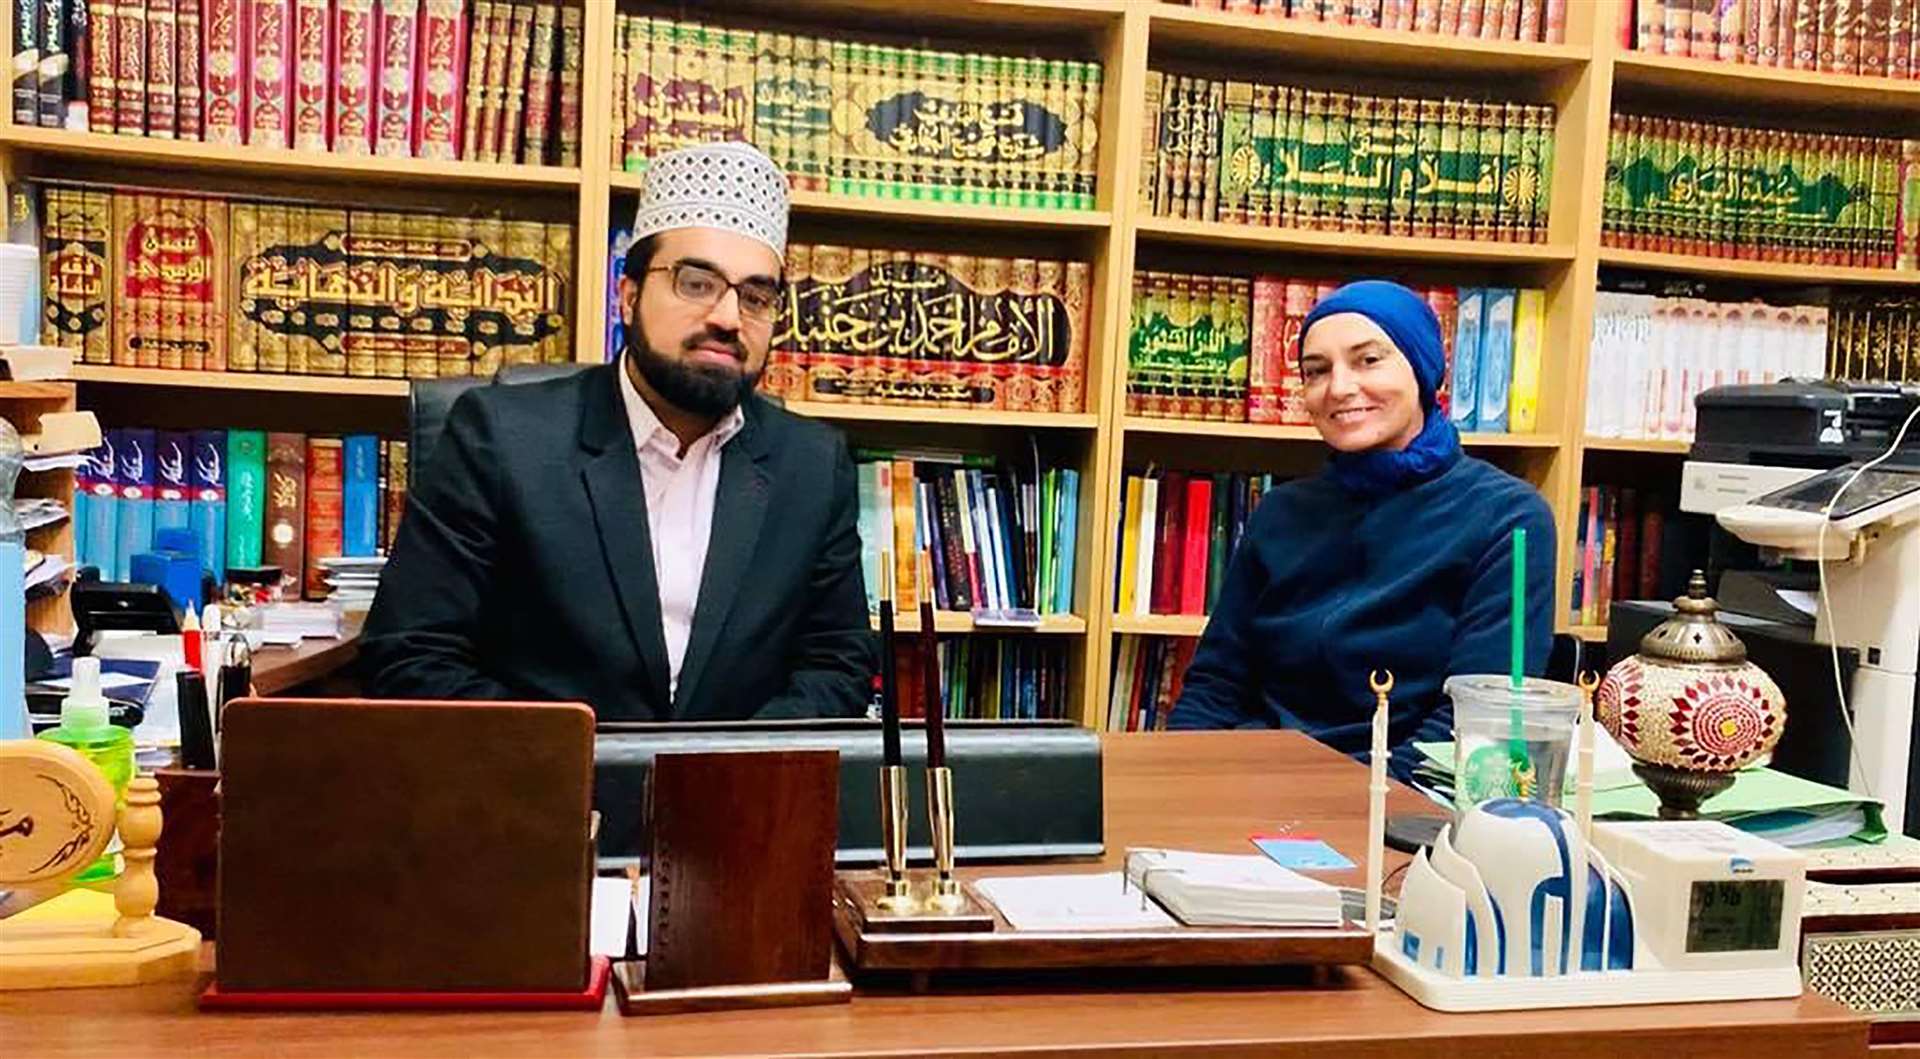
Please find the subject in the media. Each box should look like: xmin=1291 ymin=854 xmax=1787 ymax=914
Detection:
xmin=1668 ymin=380 xmax=1920 ymax=835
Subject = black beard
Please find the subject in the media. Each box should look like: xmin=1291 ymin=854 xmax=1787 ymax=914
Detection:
xmin=626 ymin=319 xmax=759 ymax=419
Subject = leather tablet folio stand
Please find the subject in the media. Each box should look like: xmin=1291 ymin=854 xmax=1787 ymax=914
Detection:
xmin=205 ymin=699 xmax=609 ymax=1010
xmin=614 ymin=749 xmax=851 ymax=1015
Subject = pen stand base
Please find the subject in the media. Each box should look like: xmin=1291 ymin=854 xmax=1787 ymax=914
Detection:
xmin=0 ymin=915 xmax=201 ymax=991
xmin=836 ymin=872 xmax=996 ymax=934
xmin=611 ymin=953 xmax=852 ymax=1017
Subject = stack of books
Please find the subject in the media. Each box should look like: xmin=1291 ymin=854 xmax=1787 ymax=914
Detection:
xmin=318 ymin=555 xmax=385 ymax=608
xmin=1159 ymin=0 xmax=1570 ymax=44
xmin=1625 ymin=0 xmax=1920 ymax=78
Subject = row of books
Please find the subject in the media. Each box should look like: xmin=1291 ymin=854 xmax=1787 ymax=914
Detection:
xmin=1106 ymin=634 xmax=1197 ymax=733
xmin=1602 ymin=114 xmax=1913 ymax=268
xmin=76 ymin=427 xmax=408 ymax=603
xmin=1113 ymin=469 xmax=1282 ymax=618
xmin=37 ymin=183 xmax=575 ymax=377
xmin=1570 ymin=485 xmax=1701 ymax=628
xmin=1162 ymin=0 xmax=1570 ymax=41
xmin=1125 ymin=273 xmax=1548 ymax=434
xmin=758 ymin=244 xmax=1092 ymax=414
xmin=1624 ymin=0 xmax=1920 ymax=77
xmin=878 ymin=637 xmax=1072 ymax=722
xmin=855 ymin=450 xmax=1080 ymax=618
xmin=1142 ymin=72 xmax=1557 ymax=243
xmin=1586 ymin=290 xmax=1830 ymax=441
xmin=13 ymin=0 xmax=581 ymax=166
xmin=613 ymin=14 xmax=1104 ymax=210
xmin=1829 ymin=291 xmax=1920 ymax=382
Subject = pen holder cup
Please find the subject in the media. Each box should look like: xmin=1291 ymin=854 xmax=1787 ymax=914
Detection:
xmin=155 ymin=768 xmax=220 ymax=939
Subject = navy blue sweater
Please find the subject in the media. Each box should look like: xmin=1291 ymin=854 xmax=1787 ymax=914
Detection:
xmin=1167 ymin=456 xmax=1556 ymax=781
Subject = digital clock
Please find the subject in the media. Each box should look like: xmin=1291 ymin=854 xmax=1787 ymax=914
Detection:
xmin=1592 ymin=821 xmax=1805 ymax=974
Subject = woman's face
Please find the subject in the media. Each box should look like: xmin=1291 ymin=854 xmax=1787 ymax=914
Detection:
xmin=1298 ymin=312 xmax=1426 ymax=454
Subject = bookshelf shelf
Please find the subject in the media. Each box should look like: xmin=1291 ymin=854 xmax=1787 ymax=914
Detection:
xmin=0 ymin=381 xmax=77 ymax=400
xmin=1148 ymin=5 xmax=1589 ymax=75
xmin=1122 ymin=417 xmax=1560 ymax=448
xmin=1135 ymin=216 xmax=1579 ymax=265
xmin=1584 ymin=436 xmax=1691 ymax=454
xmin=1611 ymin=53 xmax=1920 ymax=116
xmin=70 ymin=366 xmax=411 ymax=397
xmin=1111 ymin=613 xmax=1208 ymax=637
xmin=1598 ymin=246 xmax=1920 ymax=287
xmin=610 ymin=175 xmax=1115 ymax=231
xmin=0 ymin=126 xmax=583 ymax=190
xmin=877 ymin=612 xmax=1088 ymax=635
xmin=785 ymin=401 xmax=1098 ymax=429
xmin=1570 ymin=623 xmax=1608 ymax=643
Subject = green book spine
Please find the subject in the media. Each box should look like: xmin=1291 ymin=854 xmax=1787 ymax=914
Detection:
xmin=987 ymin=54 xmax=1011 ymax=208
xmin=1299 ymin=89 xmax=1328 ymax=229
xmin=1605 ymin=112 xmax=1628 ymax=248
xmin=1219 ymin=80 xmax=1253 ymax=225
xmin=1361 ymin=95 xmax=1394 ymax=235
xmin=1078 ymin=60 xmax=1102 ymax=210
xmin=867 ymin=43 xmax=896 ymax=200
xmin=1879 ymin=138 xmax=1899 ymax=268
xmin=963 ymin=52 xmax=990 ymax=205
xmin=1008 ymin=55 xmax=1036 ymax=209
xmin=1389 ymin=96 xmax=1418 ymax=237
xmin=1138 ymin=68 xmax=1162 ymax=216
xmin=1436 ymin=97 xmax=1462 ymax=239
xmin=227 ymin=429 xmax=267 ymax=569
xmin=1414 ymin=97 xmax=1442 ymax=239
xmin=828 ymin=39 xmax=852 ymax=195
xmin=1498 ymin=101 xmax=1525 ymax=243
xmin=1248 ymin=84 xmax=1276 ymax=226
xmin=1154 ymin=70 xmax=1177 ymax=217
xmin=1196 ymin=76 xmax=1219 ymax=221
xmin=1167 ymin=75 xmax=1191 ymax=220
xmin=1532 ymin=104 xmax=1555 ymax=244
xmin=1469 ymin=102 xmax=1500 ymax=242
xmin=853 ymin=42 xmax=880 ymax=198
xmin=1644 ymin=117 xmax=1669 ymax=254
xmin=1329 ymin=91 xmax=1357 ymax=233
xmin=1846 ymin=136 xmax=1867 ymax=268
xmin=1226 ymin=276 xmax=1251 ymax=421
xmin=753 ymin=31 xmax=783 ymax=177
xmin=1277 ymin=85 xmax=1303 ymax=228
xmin=903 ymin=48 xmax=931 ymax=202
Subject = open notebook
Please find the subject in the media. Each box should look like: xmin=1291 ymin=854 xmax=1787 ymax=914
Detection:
xmin=1124 ymin=849 xmax=1344 ymax=928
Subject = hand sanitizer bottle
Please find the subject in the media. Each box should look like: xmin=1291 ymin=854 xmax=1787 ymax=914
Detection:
xmin=37 ymin=656 xmax=135 ymax=882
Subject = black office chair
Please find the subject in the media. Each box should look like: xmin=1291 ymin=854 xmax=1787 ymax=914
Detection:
xmin=407 ymin=363 xmax=594 ymax=486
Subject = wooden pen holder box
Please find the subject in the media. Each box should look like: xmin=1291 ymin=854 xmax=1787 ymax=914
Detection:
xmin=154 ymin=768 xmax=219 ymax=939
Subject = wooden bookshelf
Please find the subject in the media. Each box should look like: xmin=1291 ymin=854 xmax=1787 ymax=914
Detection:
xmin=1598 ymin=247 xmax=1920 ymax=287
xmin=785 ymin=401 xmax=1098 ymax=429
xmin=1111 ymin=613 xmax=1208 ymax=638
xmin=1611 ymin=52 xmax=1920 ymax=115
xmin=1584 ymin=436 xmax=1691 ymax=454
xmin=876 ymin=612 xmax=1088 ymax=635
xmin=1570 ymin=624 xmax=1608 ymax=643
xmin=69 ymin=366 xmax=411 ymax=398
xmin=0 ymin=125 xmax=582 ymax=191
xmin=1148 ymin=3 xmax=1590 ymax=76
xmin=1122 ymin=417 xmax=1560 ymax=448
xmin=1135 ymin=215 xmax=1580 ymax=265
xmin=610 ymin=174 xmax=1116 ymax=231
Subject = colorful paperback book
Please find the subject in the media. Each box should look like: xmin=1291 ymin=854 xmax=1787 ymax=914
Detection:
xmin=226 ymin=429 xmax=266 ymax=570
xmin=80 ymin=437 xmax=119 ymax=578
xmin=114 ymin=428 xmax=156 ymax=582
xmin=332 ymin=0 xmax=376 ymax=155
xmin=373 ymin=0 xmax=420 ymax=157
xmin=190 ymin=429 xmax=227 ymax=584
xmin=247 ymin=0 xmax=292 ymax=147
xmin=1476 ymin=287 xmax=1518 ymax=433
xmin=1508 ymin=288 xmax=1545 ymax=433
xmin=1449 ymin=287 xmax=1486 ymax=432
xmin=342 ymin=434 xmax=380 ymax=557
xmin=415 ymin=0 xmax=464 ymax=159
xmin=153 ymin=430 xmax=193 ymax=537
xmin=291 ymin=0 xmax=331 ymax=151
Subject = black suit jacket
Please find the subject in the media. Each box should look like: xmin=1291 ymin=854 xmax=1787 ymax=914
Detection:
xmin=360 ymin=363 xmax=876 ymax=720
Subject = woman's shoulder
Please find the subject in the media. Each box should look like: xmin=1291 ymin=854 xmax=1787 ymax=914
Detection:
xmin=1446 ymin=456 xmax=1555 ymax=527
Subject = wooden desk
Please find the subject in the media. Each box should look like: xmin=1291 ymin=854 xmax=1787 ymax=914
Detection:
xmin=249 ymin=612 xmax=363 ymax=696
xmin=0 ymin=732 xmax=1869 ymax=1058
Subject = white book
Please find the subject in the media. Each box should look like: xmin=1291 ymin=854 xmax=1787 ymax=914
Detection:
xmin=1124 ymin=849 xmax=1343 ymax=928
xmin=1806 ymin=306 xmax=1830 ymax=378
xmin=1626 ymin=295 xmax=1653 ymax=438
xmin=951 ymin=469 xmax=978 ymax=608
xmin=1133 ymin=477 xmax=1159 ymax=618
xmin=1586 ymin=295 xmax=1611 ymax=437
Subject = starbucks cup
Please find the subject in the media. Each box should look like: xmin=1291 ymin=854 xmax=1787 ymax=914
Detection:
xmin=1445 ymin=675 xmax=1583 ymax=813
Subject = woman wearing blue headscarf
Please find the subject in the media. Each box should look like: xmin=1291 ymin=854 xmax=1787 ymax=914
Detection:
xmin=1168 ymin=280 xmax=1556 ymax=781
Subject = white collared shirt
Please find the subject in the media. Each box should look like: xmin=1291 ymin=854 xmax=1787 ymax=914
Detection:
xmin=617 ymin=365 xmax=746 ymax=700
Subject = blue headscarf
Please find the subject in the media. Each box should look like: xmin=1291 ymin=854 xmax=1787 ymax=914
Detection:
xmin=1297 ymin=280 xmax=1462 ymax=497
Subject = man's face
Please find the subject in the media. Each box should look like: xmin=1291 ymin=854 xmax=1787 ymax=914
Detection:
xmin=620 ymin=227 xmax=782 ymax=418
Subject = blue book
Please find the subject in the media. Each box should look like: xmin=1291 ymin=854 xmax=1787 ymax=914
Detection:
xmin=190 ymin=430 xmax=227 ymax=585
xmin=153 ymin=431 xmax=193 ymax=538
xmin=1448 ymin=288 xmax=1485 ymax=432
xmin=342 ymin=434 xmax=380 ymax=557
xmin=78 ymin=438 xmax=118 ymax=577
xmin=114 ymin=429 xmax=156 ymax=582
xmin=1054 ymin=469 xmax=1080 ymax=615
xmin=1476 ymin=287 xmax=1518 ymax=434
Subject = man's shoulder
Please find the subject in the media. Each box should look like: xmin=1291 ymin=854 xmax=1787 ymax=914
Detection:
xmin=744 ymin=393 xmax=846 ymax=461
xmin=454 ymin=364 xmax=606 ymax=422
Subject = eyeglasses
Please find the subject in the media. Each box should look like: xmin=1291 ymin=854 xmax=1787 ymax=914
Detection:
xmin=646 ymin=262 xmax=783 ymax=323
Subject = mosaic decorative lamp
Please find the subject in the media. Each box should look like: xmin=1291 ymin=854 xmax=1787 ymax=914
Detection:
xmin=1594 ymin=571 xmax=1786 ymax=819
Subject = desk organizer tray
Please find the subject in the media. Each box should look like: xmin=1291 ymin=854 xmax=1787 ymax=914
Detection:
xmin=832 ymin=875 xmax=1374 ymax=974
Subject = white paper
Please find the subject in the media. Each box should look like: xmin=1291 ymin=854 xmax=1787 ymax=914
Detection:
xmin=590 ymin=875 xmax=649 ymax=957
xmin=973 ymin=872 xmax=1176 ymax=932
xmin=23 ymin=452 xmax=87 ymax=473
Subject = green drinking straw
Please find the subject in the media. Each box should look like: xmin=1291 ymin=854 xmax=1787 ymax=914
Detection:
xmin=1509 ymin=527 xmax=1532 ymax=785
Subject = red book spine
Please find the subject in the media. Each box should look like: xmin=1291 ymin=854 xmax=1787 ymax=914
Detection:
xmin=331 ymin=0 xmax=373 ymax=154
xmin=146 ymin=0 xmax=177 ymax=138
xmin=202 ymin=0 xmax=243 ymax=143
xmin=1278 ymin=279 xmax=1314 ymax=425
xmin=1151 ymin=471 xmax=1186 ymax=616
xmin=1248 ymin=276 xmax=1284 ymax=424
xmin=1179 ymin=477 xmax=1212 ymax=617
xmin=303 ymin=437 xmax=343 ymax=599
xmin=247 ymin=0 xmax=292 ymax=147
xmin=115 ymin=0 xmax=146 ymax=133
xmin=1638 ymin=507 xmax=1664 ymax=600
xmin=413 ymin=0 xmax=461 ymax=159
xmin=89 ymin=0 xmax=117 ymax=131
xmin=176 ymin=0 xmax=203 ymax=139
xmin=373 ymin=0 xmax=418 ymax=158
xmin=1425 ymin=285 xmax=1460 ymax=416
xmin=290 ymin=0 xmax=328 ymax=151
xmin=1894 ymin=0 xmax=1914 ymax=77
xmin=1546 ymin=0 xmax=1566 ymax=39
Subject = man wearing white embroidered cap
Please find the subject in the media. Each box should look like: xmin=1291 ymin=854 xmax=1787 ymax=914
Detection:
xmin=362 ymin=142 xmax=876 ymax=722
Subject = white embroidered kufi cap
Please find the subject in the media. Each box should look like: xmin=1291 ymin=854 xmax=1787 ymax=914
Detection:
xmin=630 ymin=141 xmax=789 ymax=256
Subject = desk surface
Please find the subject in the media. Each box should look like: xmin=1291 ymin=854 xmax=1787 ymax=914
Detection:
xmin=249 ymin=612 xmax=363 ymax=696
xmin=3 ymin=731 xmax=1869 ymax=1058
